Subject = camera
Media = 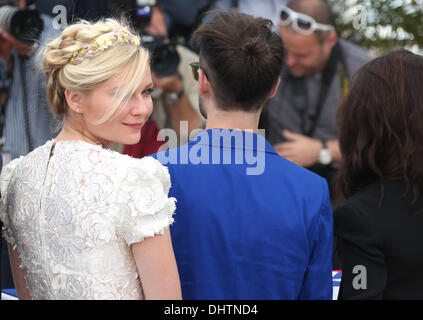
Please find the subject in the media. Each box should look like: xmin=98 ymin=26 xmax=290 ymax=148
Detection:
xmin=131 ymin=0 xmax=155 ymax=30
xmin=0 ymin=1 xmax=44 ymax=45
xmin=141 ymin=33 xmax=180 ymax=77
xmin=119 ymin=0 xmax=155 ymax=31
xmin=118 ymin=0 xmax=180 ymax=77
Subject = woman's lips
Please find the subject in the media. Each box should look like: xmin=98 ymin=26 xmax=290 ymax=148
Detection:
xmin=123 ymin=122 xmax=144 ymax=130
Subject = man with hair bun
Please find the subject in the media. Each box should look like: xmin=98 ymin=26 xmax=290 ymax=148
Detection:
xmin=153 ymin=9 xmax=333 ymax=300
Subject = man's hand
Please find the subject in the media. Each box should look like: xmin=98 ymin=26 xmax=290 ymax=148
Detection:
xmin=0 ymin=28 xmax=31 ymax=57
xmin=152 ymin=73 xmax=183 ymax=94
xmin=144 ymin=6 xmax=168 ymax=37
xmin=152 ymin=73 xmax=203 ymax=134
xmin=274 ymin=130 xmax=323 ymax=167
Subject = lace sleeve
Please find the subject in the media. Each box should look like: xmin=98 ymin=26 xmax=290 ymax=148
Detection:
xmin=115 ymin=156 xmax=176 ymax=246
xmin=0 ymin=158 xmax=23 ymax=247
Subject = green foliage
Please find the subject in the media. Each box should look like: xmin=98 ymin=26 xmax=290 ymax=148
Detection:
xmin=327 ymin=0 xmax=423 ymax=54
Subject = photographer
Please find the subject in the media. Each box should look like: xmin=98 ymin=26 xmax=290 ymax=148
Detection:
xmin=206 ymin=0 xmax=289 ymax=31
xmin=118 ymin=1 xmax=204 ymax=158
xmin=265 ymin=0 xmax=371 ymax=199
xmin=0 ymin=0 xmax=59 ymax=291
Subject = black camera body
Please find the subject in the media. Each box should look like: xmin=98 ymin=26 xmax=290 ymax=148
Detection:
xmin=119 ymin=0 xmax=180 ymax=77
xmin=141 ymin=33 xmax=180 ymax=77
xmin=130 ymin=0 xmax=155 ymax=30
xmin=0 ymin=1 xmax=43 ymax=45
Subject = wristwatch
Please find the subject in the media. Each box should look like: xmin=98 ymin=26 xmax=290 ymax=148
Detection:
xmin=318 ymin=140 xmax=332 ymax=165
xmin=164 ymin=88 xmax=184 ymax=106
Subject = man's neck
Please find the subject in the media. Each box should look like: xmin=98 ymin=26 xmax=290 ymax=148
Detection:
xmin=205 ymin=109 xmax=261 ymax=133
xmin=314 ymin=42 xmax=338 ymax=76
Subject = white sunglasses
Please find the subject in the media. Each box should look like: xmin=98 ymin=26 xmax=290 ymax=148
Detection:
xmin=279 ymin=6 xmax=335 ymax=35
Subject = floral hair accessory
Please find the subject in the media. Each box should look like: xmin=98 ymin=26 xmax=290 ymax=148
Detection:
xmin=70 ymin=31 xmax=141 ymax=65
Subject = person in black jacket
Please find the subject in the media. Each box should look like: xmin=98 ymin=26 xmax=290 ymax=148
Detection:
xmin=334 ymin=49 xmax=423 ymax=300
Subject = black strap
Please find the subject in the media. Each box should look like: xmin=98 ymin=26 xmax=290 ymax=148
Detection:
xmin=306 ymin=42 xmax=345 ymax=137
xmin=0 ymin=55 xmax=15 ymax=145
xmin=290 ymin=75 xmax=308 ymax=135
xmin=231 ymin=0 xmax=239 ymax=8
xmin=288 ymin=42 xmax=349 ymax=138
xmin=20 ymin=56 xmax=33 ymax=152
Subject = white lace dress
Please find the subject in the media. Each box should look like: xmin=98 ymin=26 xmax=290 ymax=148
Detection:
xmin=0 ymin=140 xmax=176 ymax=300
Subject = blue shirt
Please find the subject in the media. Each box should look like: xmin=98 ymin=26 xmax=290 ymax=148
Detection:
xmin=152 ymin=129 xmax=333 ymax=299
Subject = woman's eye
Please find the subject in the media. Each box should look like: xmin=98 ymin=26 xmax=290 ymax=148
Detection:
xmin=142 ymin=88 xmax=155 ymax=96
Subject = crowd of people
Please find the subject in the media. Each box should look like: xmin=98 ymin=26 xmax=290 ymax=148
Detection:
xmin=0 ymin=0 xmax=422 ymax=300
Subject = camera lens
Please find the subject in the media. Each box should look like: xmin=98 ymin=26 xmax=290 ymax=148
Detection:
xmin=0 ymin=5 xmax=44 ymax=44
xmin=0 ymin=5 xmax=18 ymax=31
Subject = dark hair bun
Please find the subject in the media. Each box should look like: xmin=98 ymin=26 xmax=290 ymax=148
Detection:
xmin=243 ymin=38 xmax=267 ymax=59
xmin=191 ymin=9 xmax=285 ymax=111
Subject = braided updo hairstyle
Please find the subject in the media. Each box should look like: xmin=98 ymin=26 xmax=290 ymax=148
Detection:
xmin=42 ymin=18 xmax=150 ymax=124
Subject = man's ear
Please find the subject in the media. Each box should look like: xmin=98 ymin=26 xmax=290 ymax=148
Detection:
xmin=268 ymin=77 xmax=281 ymax=99
xmin=64 ymin=89 xmax=83 ymax=113
xmin=324 ymin=31 xmax=338 ymax=51
xmin=198 ymin=69 xmax=210 ymax=96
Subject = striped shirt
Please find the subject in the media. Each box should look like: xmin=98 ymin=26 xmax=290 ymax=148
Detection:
xmin=0 ymin=14 xmax=61 ymax=160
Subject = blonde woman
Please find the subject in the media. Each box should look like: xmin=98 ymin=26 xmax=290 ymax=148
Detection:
xmin=0 ymin=19 xmax=181 ymax=300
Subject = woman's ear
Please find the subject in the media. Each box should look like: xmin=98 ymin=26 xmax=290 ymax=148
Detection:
xmin=64 ymin=89 xmax=83 ymax=114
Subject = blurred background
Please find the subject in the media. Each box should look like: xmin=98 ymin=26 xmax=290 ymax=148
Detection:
xmin=328 ymin=0 xmax=423 ymax=55
xmin=29 ymin=0 xmax=423 ymax=55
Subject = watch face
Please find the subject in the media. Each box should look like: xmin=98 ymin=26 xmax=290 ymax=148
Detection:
xmin=164 ymin=93 xmax=178 ymax=106
xmin=319 ymin=149 xmax=332 ymax=165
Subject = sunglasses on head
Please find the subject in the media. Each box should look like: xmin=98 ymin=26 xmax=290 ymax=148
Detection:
xmin=189 ymin=62 xmax=209 ymax=82
xmin=279 ymin=6 xmax=335 ymax=35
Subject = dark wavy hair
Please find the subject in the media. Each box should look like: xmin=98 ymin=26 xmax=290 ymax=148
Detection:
xmin=336 ymin=49 xmax=423 ymax=202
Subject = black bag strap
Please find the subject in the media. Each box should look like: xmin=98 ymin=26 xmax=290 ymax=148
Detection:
xmin=0 ymin=55 xmax=15 ymax=145
xmin=290 ymin=75 xmax=308 ymax=135
xmin=20 ymin=56 xmax=33 ymax=152
xmin=306 ymin=41 xmax=346 ymax=137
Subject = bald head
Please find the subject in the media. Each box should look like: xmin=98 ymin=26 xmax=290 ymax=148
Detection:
xmin=279 ymin=0 xmax=338 ymax=77
xmin=287 ymin=0 xmax=335 ymax=26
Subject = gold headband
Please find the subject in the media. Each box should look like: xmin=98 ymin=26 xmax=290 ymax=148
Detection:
xmin=70 ymin=31 xmax=141 ymax=65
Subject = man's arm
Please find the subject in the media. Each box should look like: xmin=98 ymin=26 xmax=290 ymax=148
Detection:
xmin=326 ymin=139 xmax=342 ymax=163
xmin=153 ymin=74 xmax=203 ymax=135
xmin=299 ymin=180 xmax=334 ymax=300
xmin=273 ymin=130 xmax=342 ymax=167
